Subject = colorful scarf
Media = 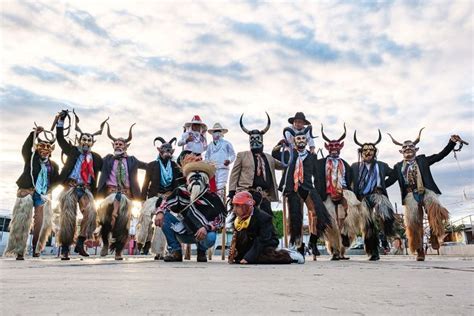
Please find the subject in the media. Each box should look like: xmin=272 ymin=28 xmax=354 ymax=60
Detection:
xmin=80 ymin=152 xmax=94 ymax=184
xmin=402 ymin=160 xmax=424 ymax=194
xmin=293 ymin=151 xmax=308 ymax=192
xmin=255 ymin=153 xmax=267 ymax=181
xmin=158 ymin=157 xmax=173 ymax=188
xmin=35 ymin=160 xmax=49 ymax=195
xmin=358 ymin=162 xmax=379 ymax=195
xmin=326 ymin=157 xmax=345 ymax=198
xmin=234 ymin=216 xmax=252 ymax=231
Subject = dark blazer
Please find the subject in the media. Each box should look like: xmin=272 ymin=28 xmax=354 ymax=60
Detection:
xmin=235 ymin=208 xmax=280 ymax=264
xmin=271 ymin=147 xmax=318 ymax=193
xmin=56 ymin=126 xmax=103 ymax=196
xmin=351 ymin=160 xmax=394 ymax=199
xmin=140 ymin=158 xmax=183 ymax=200
xmin=386 ymin=140 xmax=456 ymax=204
xmin=97 ymin=155 xmax=147 ymax=200
xmin=16 ymin=132 xmax=60 ymax=191
xmin=313 ymin=156 xmax=352 ymax=201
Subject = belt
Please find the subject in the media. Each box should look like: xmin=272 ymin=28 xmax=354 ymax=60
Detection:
xmin=106 ymin=185 xmax=131 ymax=197
xmin=66 ymin=179 xmax=90 ymax=189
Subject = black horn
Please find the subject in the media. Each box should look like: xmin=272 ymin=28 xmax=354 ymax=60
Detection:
xmin=337 ymin=123 xmax=347 ymax=142
xmin=260 ymin=112 xmax=271 ymax=135
xmin=321 ymin=124 xmax=331 ymax=142
xmin=413 ymin=127 xmax=425 ymax=145
xmin=239 ymin=113 xmax=251 ymax=135
xmin=91 ymin=117 xmax=109 ymax=136
xmin=154 ymin=137 xmax=166 ymax=147
xmin=374 ymin=129 xmax=382 ymax=145
xmin=387 ymin=133 xmax=403 ymax=146
xmin=353 ymin=130 xmax=363 ymax=147
xmin=106 ymin=122 xmax=117 ymax=142
xmin=124 ymin=123 xmax=136 ymax=143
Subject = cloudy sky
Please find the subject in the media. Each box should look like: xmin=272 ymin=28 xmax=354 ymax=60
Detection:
xmin=1 ymin=1 xmax=473 ymax=219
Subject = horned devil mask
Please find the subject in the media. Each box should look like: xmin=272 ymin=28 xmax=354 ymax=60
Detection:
xmin=388 ymin=128 xmax=424 ymax=161
xmin=73 ymin=110 xmax=108 ymax=152
xmin=154 ymin=137 xmax=177 ymax=160
xmin=283 ymin=125 xmax=316 ymax=150
xmin=35 ymin=129 xmax=56 ymax=158
xmin=321 ymin=123 xmax=347 ymax=158
xmin=106 ymin=122 xmax=135 ymax=156
xmin=240 ymin=112 xmax=271 ymax=151
xmin=354 ymin=129 xmax=382 ymax=163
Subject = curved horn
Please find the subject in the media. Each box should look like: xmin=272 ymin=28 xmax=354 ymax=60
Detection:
xmin=169 ymin=137 xmax=177 ymax=146
xmin=413 ymin=127 xmax=425 ymax=145
xmin=106 ymin=122 xmax=117 ymax=142
xmin=374 ymin=129 xmax=382 ymax=145
xmin=124 ymin=123 xmax=136 ymax=143
xmin=337 ymin=123 xmax=347 ymax=142
xmin=260 ymin=111 xmax=271 ymax=135
xmin=303 ymin=125 xmax=318 ymax=139
xmin=92 ymin=117 xmax=109 ymax=136
xmin=239 ymin=113 xmax=251 ymax=135
xmin=72 ymin=109 xmax=82 ymax=134
xmin=283 ymin=127 xmax=296 ymax=138
xmin=43 ymin=130 xmax=56 ymax=144
xmin=321 ymin=124 xmax=331 ymax=142
xmin=353 ymin=130 xmax=363 ymax=147
xmin=387 ymin=133 xmax=403 ymax=146
xmin=154 ymin=137 xmax=166 ymax=147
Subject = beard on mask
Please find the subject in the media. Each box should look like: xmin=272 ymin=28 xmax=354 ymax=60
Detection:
xmin=187 ymin=172 xmax=209 ymax=201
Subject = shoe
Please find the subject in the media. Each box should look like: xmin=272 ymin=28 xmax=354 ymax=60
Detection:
xmin=100 ymin=245 xmax=109 ymax=257
xmin=416 ymin=248 xmax=425 ymax=261
xmin=431 ymin=235 xmax=440 ymax=250
xmin=197 ymin=250 xmax=207 ymax=262
xmin=330 ymin=254 xmax=340 ymax=261
xmin=164 ymin=251 xmax=183 ymax=262
xmin=32 ymin=253 xmax=40 ymax=258
xmin=369 ymin=254 xmax=380 ymax=261
xmin=154 ymin=254 xmax=164 ymax=260
xmin=296 ymin=243 xmax=305 ymax=257
xmin=16 ymin=254 xmax=25 ymax=260
xmin=340 ymin=256 xmax=350 ymax=260
xmin=60 ymin=246 xmax=70 ymax=260
xmin=115 ymin=251 xmax=123 ymax=261
xmin=74 ymin=237 xmax=90 ymax=257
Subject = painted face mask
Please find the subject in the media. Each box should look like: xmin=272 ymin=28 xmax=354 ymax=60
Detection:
xmin=186 ymin=171 xmax=209 ymax=201
xmin=388 ymin=128 xmax=424 ymax=161
xmin=107 ymin=122 xmax=135 ymax=156
xmin=354 ymin=129 xmax=382 ymax=163
xmin=240 ymin=112 xmax=271 ymax=151
xmin=73 ymin=110 xmax=108 ymax=152
xmin=35 ymin=130 xmax=56 ymax=158
xmin=321 ymin=123 xmax=346 ymax=158
xmin=154 ymin=137 xmax=177 ymax=160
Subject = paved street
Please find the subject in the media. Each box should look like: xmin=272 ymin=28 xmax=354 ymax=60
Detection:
xmin=1 ymin=255 xmax=473 ymax=316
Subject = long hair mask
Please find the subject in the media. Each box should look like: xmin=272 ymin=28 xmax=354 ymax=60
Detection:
xmin=240 ymin=112 xmax=271 ymax=150
xmin=354 ymin=129 xmax=382 ymax=162
xmin=321 ymin=123 xmax=346 ymax=156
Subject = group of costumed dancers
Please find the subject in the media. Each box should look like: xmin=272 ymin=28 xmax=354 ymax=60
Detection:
xmin=4 ymin=110 xmax=467 ymax=264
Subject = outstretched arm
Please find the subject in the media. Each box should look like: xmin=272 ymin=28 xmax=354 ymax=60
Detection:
xmin=426 ymin=136 xmax=459 ymax=166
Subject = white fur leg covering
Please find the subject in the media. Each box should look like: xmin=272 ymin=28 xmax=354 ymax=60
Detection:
xmin=403 ymin=193 xmax=423 ymax=254
xmin=424 ymin=189 xmax=449 ymax=238
xmin=150 ymin=226 xmax=167 ymax=255
xmin=58 ymin=187 xmax=78 ymax=246
xmin=3 ymin=195 xmax=34 ymax=256
xmin=35 ymin=195 xmax=54 ymax=254
xmin=136 ymin=197 xmax=158 ymax=245
xmin=81 ymin=189 xmax=97 ymax=239
xmin=341 ymin=189 xmax=363 ymax=240
xmin=322 ymin=198 xmax=341 ymax=256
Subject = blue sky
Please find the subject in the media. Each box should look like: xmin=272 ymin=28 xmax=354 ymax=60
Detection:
xmin=1 ymin=0 xmax=473 ymax=218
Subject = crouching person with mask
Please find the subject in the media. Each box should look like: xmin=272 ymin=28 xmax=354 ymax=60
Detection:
xmin=154 ymin=157 xmax=226 ymax=262
xmin=228 ymin=191 xmax=304 ymax=264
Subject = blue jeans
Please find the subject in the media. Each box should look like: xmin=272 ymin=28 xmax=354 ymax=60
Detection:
xmin=162 ymin=212 xmax=216 ymax=252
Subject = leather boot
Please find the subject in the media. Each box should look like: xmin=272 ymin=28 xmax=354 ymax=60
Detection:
xmin=164 ymin=250 xmax=183 ymax=262
xmin=197 ymin=250 xmax=207 ymax=262
xmin=74 ymin=237 xmax=90 ymax=257
xmin=430 ymin=233 xmax=440 ymax=250
xmin=100 ymin=243 xmax=109 ymax=257
xmin=16 ymin=254 xmax=25 ymax=260
xmin=115 ymin=250 xmax=123 ymax=261
xmin=416 ymin=248 xmax=425 ymax=261
xmin=142 ymin=241 xmax=151 ymax=255
xmin=154 ymin=254 xmax=164 ymax=260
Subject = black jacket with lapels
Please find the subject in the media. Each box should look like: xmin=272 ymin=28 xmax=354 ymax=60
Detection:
xmin=16 ymin=132 xmax=60 ymax=191
xmin=140 ymin=158 xmax=184 ymax=200
xmin=314 ymin=156 xmax=353 ymax=201
xmin=97 ymin=155 xmax=147 ymax=200
xmin=56 ymin=126 xmax=103 ymax=196
xmin=386 ymin=140 xmax=456 ymax=204
xmin=234 ymin=207 xmax=280 ymax=264
xmin=271 ymin=147 xmax=319 ymax=193
xmin=351 ymin=160 xmax=394 ymax=199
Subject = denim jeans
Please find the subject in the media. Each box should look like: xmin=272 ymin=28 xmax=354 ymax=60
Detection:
xmin=162 ymin=212 xmax=216 ymax=252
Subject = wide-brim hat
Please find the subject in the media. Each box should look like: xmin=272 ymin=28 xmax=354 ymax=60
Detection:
xmin=182 ymin=161 xmax=216 ymax=178
xmin=208 ymin=122 xmax=228 ymax=134
xmin=184 ymin=115 xmax=207 ymax=131
xmin=288 ymin=112 xmax=310 ymax=125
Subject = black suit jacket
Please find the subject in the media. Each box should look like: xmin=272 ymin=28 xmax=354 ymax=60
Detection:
xmin=97 ymin=155 xmax=147 ymax=200
xmin=235 ymin=208 xmax=280 ymax=264
xmin=56 ymin=126 xmax=103 ymax=196
xmin=140 ymin=158 xmax=184 ymax=200
xmin=386 ymin=140 xmax=456 ymax=204
xmin=16 ymin=132 xmax=60 ymax=191
xmin=314 ymin=156 xmax=352 ymax=201
xmin=351 ymin=160 xmax=394 ymax=199
xmin=271 ymin=147 xmax=318 ymax=193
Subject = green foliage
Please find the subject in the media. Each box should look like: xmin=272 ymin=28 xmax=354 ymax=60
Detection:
xmin=272 ymin=210 xmax=284 ymax=239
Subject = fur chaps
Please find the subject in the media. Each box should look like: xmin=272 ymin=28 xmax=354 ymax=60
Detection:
xmin=136 ymin=197 xmax=157 ymax=245
xmin=97 ymin=193 xmax=131 ymax=252
xmin=35 ymin=195 xmax=53 ymax=254
xmin=3 ymin=195 xmax=34 ymax=256
xmin=57 ymin=187 xmax=78 ymax=247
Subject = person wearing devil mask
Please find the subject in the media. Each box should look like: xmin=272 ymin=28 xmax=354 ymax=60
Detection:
xmin=272 ymin=126 xmax=332 ymax=258
xmin=228 ymin=112 xmax=283 ymax=217
xmin=284 ymin=112 xmax=316 ymax=154
xmin=229 ymin=191 xmax=304 ymax=264
xmin=155 ymin=156 xmax=226 ymax=262
xmin=55 ymin=110 xmax=108 ymax=260
xmin=205 ymin=122 xmax=236 ymax=200
xmin=136 ymin=137 xmax=183 ymax=259
xmin=96 ymin=122 xmax=147 ymax=260
xmin=386 ymin=128 xmax=463 ymax=261
xmin=351 ymin=130 xmax=396 ymax=261
xmin=4 ymin=125 xmax=60 ymax=260
xmin=314 ymin=124 xmax=365 ymax=260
